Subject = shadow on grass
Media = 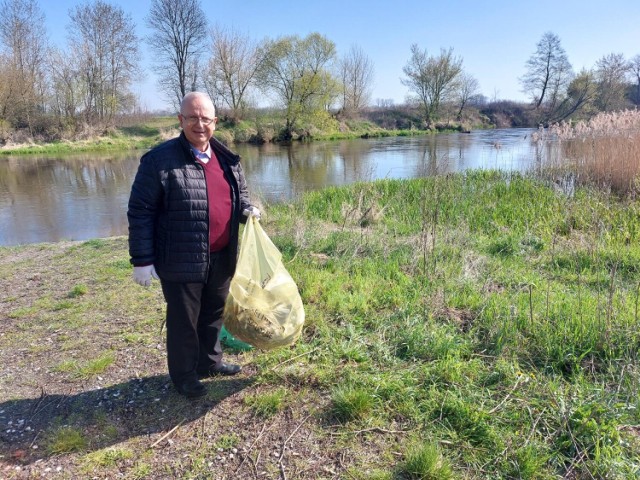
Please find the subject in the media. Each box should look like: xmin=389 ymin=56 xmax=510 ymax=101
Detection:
xmin=0 ymin=374 xmax=254 ymax=465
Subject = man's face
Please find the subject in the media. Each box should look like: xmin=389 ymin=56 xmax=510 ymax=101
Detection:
xmin=178 ymin=96 xmax=217 ymax=151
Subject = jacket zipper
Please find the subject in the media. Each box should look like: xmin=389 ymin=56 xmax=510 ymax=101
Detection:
xmin=192 ymin=152 xmax=210 ymax=281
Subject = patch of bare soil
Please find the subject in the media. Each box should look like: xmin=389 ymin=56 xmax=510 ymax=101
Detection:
xmin=0 ymin=239 xmax=391 ymax=479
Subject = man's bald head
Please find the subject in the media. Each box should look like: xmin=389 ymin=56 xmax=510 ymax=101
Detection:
xmin=180 ymin=92 xmax=215 ymax=116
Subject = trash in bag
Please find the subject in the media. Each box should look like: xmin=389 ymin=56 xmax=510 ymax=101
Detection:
xmin=220 ymin=326 xmax=253 ymax=351
xmin=222 ymin=217 xmax=305 ymax=350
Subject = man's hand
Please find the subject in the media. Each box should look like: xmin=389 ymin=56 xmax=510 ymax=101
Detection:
xmin=133 ymin=265 xmax=159 ymax=287
xmin=243 ymin=206 xmax=261 ymax=220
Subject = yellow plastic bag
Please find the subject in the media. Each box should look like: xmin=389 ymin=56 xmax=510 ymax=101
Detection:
xmin=223 ymin=217 xmax=305 ymax=350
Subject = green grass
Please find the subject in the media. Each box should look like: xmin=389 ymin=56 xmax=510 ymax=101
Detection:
xmin=399 ymin=443 xmax=453 ymax=480
xmin=46 ymin=426 xmax=88 ymax=454
xmin=83 ymin=447 xmax=133 ymax=468
xmin=1 ymin=171 xmax=640 ymax=478
xmin=53 ymin=352 xmax=116 ymax=378
xmin=265 ymin=171 xmax=640 ymax=477
xmin=330 ymin=385 xmax=376 ymax=423
xmin=244 ymin=387 xmax=288 ymax=418
xmin=68 ymin=284 xmax=88 ymax=297
xmin=214 ymin=434 xmax=240 ymax=451
xmin=8 ymin=306 xmax=38 ymax=318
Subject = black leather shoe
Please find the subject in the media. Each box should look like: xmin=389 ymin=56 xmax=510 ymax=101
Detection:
xmin=198 ymin=362 xmax=242 ymax=378
xmin=175 ymin=378 xmax=207 ymax=398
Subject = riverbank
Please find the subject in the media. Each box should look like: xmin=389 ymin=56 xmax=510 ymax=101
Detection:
xmin=0 ymin=117 xmax=180 ymax=156
xmin=0 ymin=114 xmax=472 ymax=156
xmin=1 ymin=173 xmax=639 ymax=478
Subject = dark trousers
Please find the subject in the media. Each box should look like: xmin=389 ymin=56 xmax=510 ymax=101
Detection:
xmin=160 ymin=248 xmax=234 ymax=385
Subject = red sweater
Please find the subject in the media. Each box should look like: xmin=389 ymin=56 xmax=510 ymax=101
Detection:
xmin=197 ymin=152 xmax=232 ymax=252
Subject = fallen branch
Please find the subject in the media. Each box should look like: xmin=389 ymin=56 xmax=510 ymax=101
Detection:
xmin=278 ymin=413 xmax=313 ymax=480
xmin=271 ymin=348 xmax=319 ymax=371
xmin=488 ymin=376 xmax=522 ymax=414
xmin=279 ymin=461 xmax=287 ymax=480
xmin=151 ymin=419 xmax=185 ymax=448
xmin=235 ymin=422 xmax=269 ymax=475
xmin=249 ymin=451 xmax=260 ymax=480
xmin=329 ymin=426 xmax=413 ymax=436
xmin=279 ymin=413 xmax=312 ymax=461
xmin=29 ymin=386 xmax=53 ymax=420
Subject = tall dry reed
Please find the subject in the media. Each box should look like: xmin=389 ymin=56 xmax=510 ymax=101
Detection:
xmin=536 ymin=110 xmax=640 ymax=195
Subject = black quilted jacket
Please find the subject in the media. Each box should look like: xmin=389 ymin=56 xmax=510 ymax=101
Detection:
xmin=127 ymin=132 xmax=251 ymax=282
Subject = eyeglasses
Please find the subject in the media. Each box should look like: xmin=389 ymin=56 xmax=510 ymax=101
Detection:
xmin=181 ymin=115 xmax=216 ymax=126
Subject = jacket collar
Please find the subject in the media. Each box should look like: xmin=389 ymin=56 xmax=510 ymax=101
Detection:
xmin=178 ymin=131 xmax=241 ymax=166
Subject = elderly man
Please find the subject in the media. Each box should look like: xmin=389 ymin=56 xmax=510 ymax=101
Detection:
xmin=127 ymin=92 xmax=260 ymax=398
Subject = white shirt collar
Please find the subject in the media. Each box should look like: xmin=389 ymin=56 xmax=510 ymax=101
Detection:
xmin=191 ymin=144 xmax=212 ymax=164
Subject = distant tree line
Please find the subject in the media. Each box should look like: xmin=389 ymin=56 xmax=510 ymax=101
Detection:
xmin=0 ymin=0 xmax=376 ymax=141
xmin=0 ymin=0 xmax=141 ymax=139
xmin=1 ymin=0 xmax=639 ymax=143
xmin=519 ymin=31 xmax=640 ymax=125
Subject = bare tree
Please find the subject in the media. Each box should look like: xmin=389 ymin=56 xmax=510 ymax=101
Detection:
xmin=521 ymin=32 xmax=573 ymax=110
xmin=259 ymin=33 xmax=338 ymax=139
xmin=68 ymin=1 xmax=139 ymax=124
xmin=629 ymin=55 xmax=640 ymax=106
xmin=0 ymin=53 xmax=16 ymax=125
xmin=401 ymin=45 xmax=463 ymax=125
xmin=375 ymin=98 xmax=394 ymax=108
xmin=455 ymin=72 xmax=479 ymax=120
xmin=0 ymin=0 xmax=48 ymax=131
xmin=204 ymin=26 xmax=265 ymax=120
xmin=48 ymin=47 xmax=82 ymax=121
xmin=146 ymin=0 xmax=208 ymax=108
xmin=595 ymin=53 xmax=630 ymax=111
xmin=338 ymin=44 xmax=374 ymax=117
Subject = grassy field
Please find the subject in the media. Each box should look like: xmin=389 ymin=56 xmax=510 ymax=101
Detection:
xmin=1 ymin=170 xmax=639 ymax=479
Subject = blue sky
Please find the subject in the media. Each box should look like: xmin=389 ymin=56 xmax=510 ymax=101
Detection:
xmin=41 ymin=0 xmax=640 ymax=112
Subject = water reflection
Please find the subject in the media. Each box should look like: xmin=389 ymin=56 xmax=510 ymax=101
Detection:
xmin=0 ymin=128 xmax=537 ymax=246
xmin=0 ymin=152 xmax=141 ymax=246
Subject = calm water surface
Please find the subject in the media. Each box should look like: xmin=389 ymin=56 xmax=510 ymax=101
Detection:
xmin=0 ymin=128 xmax=540 ymax=246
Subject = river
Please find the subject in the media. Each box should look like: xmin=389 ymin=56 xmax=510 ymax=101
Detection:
xmin=0 ymin=128 xmax=541 ymax=246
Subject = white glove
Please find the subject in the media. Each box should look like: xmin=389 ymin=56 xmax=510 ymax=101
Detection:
xmin=133 ymin=265 xmax=159 ymax=287
xmin=243 ymin=206 xmax=261 ymax=220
